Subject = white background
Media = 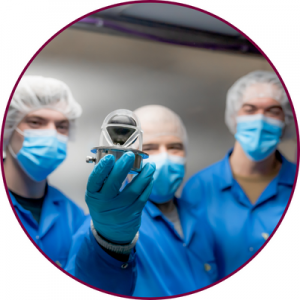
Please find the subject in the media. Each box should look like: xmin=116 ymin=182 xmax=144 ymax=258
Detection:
xmin=0 ymin=0 xmax=299 ymax=299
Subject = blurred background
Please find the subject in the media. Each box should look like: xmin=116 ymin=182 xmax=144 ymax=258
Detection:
xmin=21 ymin=3 xmax=297 ymax=212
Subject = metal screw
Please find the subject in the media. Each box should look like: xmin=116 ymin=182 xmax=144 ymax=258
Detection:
xmin=86 ymin=156 xmax=96 ymax=163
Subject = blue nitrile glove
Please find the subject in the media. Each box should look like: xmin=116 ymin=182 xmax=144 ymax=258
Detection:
xmin=86 ymin=152 xmax=155 ymax=244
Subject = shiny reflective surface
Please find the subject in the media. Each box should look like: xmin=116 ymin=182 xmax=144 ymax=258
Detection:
xmin=106 ymin=126 xmax=136 ymax=146
xmin=89 ymin=146 xmax=148 ymax=174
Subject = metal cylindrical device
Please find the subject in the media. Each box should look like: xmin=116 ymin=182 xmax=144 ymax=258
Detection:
xmin=86 ymin=109 xmax=148 ymax=174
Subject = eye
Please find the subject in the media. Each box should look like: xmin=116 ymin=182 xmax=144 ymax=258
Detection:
xmin=56 ymin=124 xmax=69 ymax=134
xmin=268 ymin=108 xmax=283 ymax=116
xmin=243 ymin=106 xmax=256 ymax=113
xmin=27 ymin=119 xmax=42 ymax=128
xmin=57 ymin=124 xmax=69 ymax=130
xmin=167 ymin=143 xmax=184 ymax=151
xmin=142 ymin=144 xmax=160 ymax=155
xmin=143 ymin=144 xmax=159 ymax=151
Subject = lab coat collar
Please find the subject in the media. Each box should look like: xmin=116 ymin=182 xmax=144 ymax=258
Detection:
xmin=218 ymin=149 xmax=295 ymax=207
xmin=145 ymin=197 xmax=194 ymax=219
xmin=145 ymin=198 xmax=199 ymax=246
xmin=10 ymin=192 xmax=38 ymax=228
xmin=145 ymin=200 xmax=164 ymax=219
xmin=9 ymin=185 xmax=63 ymax=239
xmin=217 ymin=149 xmax=234 ymax=191
xmin=38 ymin=186 xmax=63 ymax=239
xmin=10 ymin=192 xmax=27 ymax=213
xmin=218 ymin=149 xmax=295 ymax=190
xmin=277 ymin=154 xmax=296 ymax=186
xmin=145 ymin=200 xmax=184 ymax=241
xmin=254 ymin=152 xmax=296 ymax=206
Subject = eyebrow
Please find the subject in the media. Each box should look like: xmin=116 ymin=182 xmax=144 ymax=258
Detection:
xmin=143 ymin=143 xmax=159 ymax=148
xmin=143 ymin=142 xmax=184 ymax=146
xmin=167 ymin=142 xmax=184 ymax=147
xmin=265 ymin=105 xmax=283 ymax=110
xmin=26 ymin=115 xmax=69 ymax=122
xmin=242 ymin=104 xmax=283 ymax=110
xmin=56 ymin=119 xmax=69 ymax=124
xmin=25 ymin=116 xmax=47 ymax=121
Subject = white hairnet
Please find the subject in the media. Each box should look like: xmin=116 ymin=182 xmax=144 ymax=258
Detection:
xmin=225 ymin=70 xmax=295 ymax=140
xmin=133 ymin=105 xmax=188 ymax=152
xmin=3 ymin=76 xmax=82 ymax=150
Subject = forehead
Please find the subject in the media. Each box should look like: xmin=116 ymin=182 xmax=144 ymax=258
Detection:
xmin=25 ymin=108 xmax=68 ymax=121
xmin=242 ymin=97 xmax=282 ymax=108
xmin=143 ymin=134 xmax=183 ymax=145
xmin=142 ymin=119 xmax=180 ymax=136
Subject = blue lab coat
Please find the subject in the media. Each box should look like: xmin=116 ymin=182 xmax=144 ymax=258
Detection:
xmin=73 ymin=219 xmax=137 ymax=296
xmin=74 ymin=198 xmax=218 ymax=297
xmin=182 ymin=150 xmax=297 ymax=279
xmin=133 ymin=199 xmax=218 ymax=297
xmin=9 ymin=185 xmax=137 ymax=295
xmin=10 ymin=185 xmax=86 ymax=268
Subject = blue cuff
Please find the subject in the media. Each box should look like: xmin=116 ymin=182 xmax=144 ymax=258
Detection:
xmin=75 ymin=227 xmax=137 ymax=295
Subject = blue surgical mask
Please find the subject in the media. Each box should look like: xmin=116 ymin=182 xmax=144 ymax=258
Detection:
xmin=9 ymin=128 xmax=68 ymax=182
xmin=146 ymin=152 xmax=185 ymax=204
xmin=235 ymin=114 xmax=284 ymax=162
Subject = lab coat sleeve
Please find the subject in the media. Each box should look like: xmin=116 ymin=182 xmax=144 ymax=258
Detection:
xmin=64 ymin=217 xmax=91 ymax=274
xmin=65 ymin=217 xmax=137 ymax=296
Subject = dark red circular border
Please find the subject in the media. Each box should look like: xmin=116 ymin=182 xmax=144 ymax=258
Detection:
xmin=1 ymin=1 xmax=299 ymax=299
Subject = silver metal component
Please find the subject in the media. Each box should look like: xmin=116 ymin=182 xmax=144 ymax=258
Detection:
xmin=87 ymin=109 xmax=148 ymax=174
xmin=86 ymin=156 xmax=97 ymax=163
xmin=90 ymin=146 xmax=148 ymax=174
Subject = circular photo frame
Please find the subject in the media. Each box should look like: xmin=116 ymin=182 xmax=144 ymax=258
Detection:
xmin=1 ymin=1 xmax=299 ymax=299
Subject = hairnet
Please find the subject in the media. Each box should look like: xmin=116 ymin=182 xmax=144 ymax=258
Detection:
xmin=3 ymin=76 xmax=82 ymax=150
xmin=225 ymin=70 xmax=295 ymax=140
xmin=133 ymin=105 xmax=188 ymax=152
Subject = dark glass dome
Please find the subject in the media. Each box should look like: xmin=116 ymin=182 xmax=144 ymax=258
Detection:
xmin=107 ymin=115 xmax=137 ymax=145
xmin=108 ymin=115 xmax=137 ymax=126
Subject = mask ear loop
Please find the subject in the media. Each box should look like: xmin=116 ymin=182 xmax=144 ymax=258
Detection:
xmin=8 ymin=127 xmax=25 ymax=158
xmin=8 ymin=144 xmax=17 ymax=158
xmin=15 ymin=127 xmax=25 ymax=136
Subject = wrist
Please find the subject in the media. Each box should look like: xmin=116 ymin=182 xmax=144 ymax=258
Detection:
xmin=91 ymin=220 xmax=139 ymax=255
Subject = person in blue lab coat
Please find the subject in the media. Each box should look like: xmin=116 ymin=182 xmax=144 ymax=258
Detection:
xmin=74 ymin=105 xmax=218 ymax=297
xmin=182 ymin=70 xmax=297 ymax=279
xmin=2 ymin=76 xmax=155 ymax=295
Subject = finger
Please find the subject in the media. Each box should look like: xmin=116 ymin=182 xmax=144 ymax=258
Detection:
xmin=121 ymin=162 xmax=156 ymax=203
xmin=134 ymin=179 xmax=154 ymax=210
xmin=87 ymin=154 xmax=115 ymax=193
xmin=100 ymin=151 xmax=135 ymax=198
